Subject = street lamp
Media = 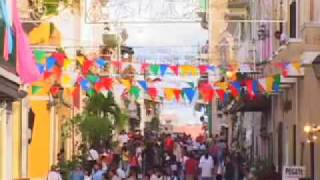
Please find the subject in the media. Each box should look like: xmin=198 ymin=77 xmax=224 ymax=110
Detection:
xmin=303 ymin=124 xmax=320 ymax=180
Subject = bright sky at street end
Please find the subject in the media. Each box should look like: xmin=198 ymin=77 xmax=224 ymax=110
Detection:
xmin=124 ymin=23 xmax=208 ymax=125
xmin=106 ymin=1 xmax=209 ymax=126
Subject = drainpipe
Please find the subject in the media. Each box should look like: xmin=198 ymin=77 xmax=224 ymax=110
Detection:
xmin=294 ymin=79 xmax=298 ymax=165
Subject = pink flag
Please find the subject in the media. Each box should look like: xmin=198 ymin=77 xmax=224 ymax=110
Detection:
xmin=3 ymin=29 xmax=9 ymax=61
xmin=12 ymin=0 xmax=41 ymax=83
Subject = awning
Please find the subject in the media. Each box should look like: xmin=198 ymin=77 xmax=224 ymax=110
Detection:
xmin=0 ymin=65 xmax=24 ymax=100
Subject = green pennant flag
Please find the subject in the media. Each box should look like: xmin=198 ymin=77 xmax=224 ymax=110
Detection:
xmin=87 ymin=89 xmax=96 ymax=97
xmin=188 ymin=82 xmax=195 ymax=88
xmin=87 ymin=74 xmax=100 ymax=83
xmin=150 ymin=65 xmax=160 ymax=75
xmin=273 ymin=74 xmax=281 ymax=84
xmin=34 ymin=50 xmax=47 ymax=64
xmin=32 ymin=86 xmax=43 ymax=95
xmin=130 ymin=86 xmax=141 ymax=99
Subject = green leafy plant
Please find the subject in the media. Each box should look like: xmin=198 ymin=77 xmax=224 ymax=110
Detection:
xmin=63 ymin=92 xmax=128 ymax=148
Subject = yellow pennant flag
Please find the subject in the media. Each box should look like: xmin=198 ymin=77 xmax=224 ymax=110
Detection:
xmin=266 ymin=76 xmax=274 ymax=92
xmin=63 ymin=59 xmax=74 ymax=70
xmin=120 ymin=79 xmax=131 ymax=90
xmin=292 ymin=62 xmax=301 ymax=73
xmin=61 ymin=74 xmax=73 ymax=88
xmin=216 ymin=82 xmax=229 ymax=91
xmin=76 ymin=56 xmax=85 ymax=65
xmin=164 ymin=88 xmax=175 ymax=101
xmin=190 ymin=66 xmax=198 ymax=76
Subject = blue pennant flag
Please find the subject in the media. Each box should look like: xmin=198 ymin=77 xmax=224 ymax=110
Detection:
xmin=37 ymin=64 xmax=46 ymax=74
xmin=80 ymin=79 xmax=91 ymax=91
xmin=253 ymin=80 xmax=260 ymax=95
xmin=46 ymin=57 xmax=57 ymax=70
xmin=183 ymin=88 xmax=196 ymax=103
xmin=138 ymin=80 xmax=148 ymax=91
xmin=96 ymin=58 xmax=107 ymax=68
xmin=160 ymin=64 xmax=168 ymax=76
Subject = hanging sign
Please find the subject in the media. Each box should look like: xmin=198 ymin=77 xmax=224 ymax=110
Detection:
xmin=282 ymin=166 xmax=306 ymax=180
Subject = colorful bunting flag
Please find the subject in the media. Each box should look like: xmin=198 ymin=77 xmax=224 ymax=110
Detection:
xmin=34 ymin=50 xmax=47 ymax=64
xmin=100 ymin=77 xmax=113 ymax=90
xmin=96 ymin=58 xmax=107 ymax=68
xmin=37 ymin=64 xmax=46 ymax=74
xmin=245 ymin=80 xmax=255 ymax=98
xmin=87 ymin=89 xmax=96 ymax=97
xmin=80 ymin=79 xmax=91 ymax=91
xmin=164 ymin=88 xmax=175 ymax=101
xmin=141 ymin=63 xmax=150 ymax=73
xmin=199 ymin=65 xmax=208 ymax=75
xmin=231 ymin=82 xmax=241 ymax=97
xmin=130 ymin=86 xmax=141 ymax=99
xmin=173 ymin=89 xmax=181 ymax=102
xmin=148 ymin=88 xmax=157 ymax=100
xmin=82 ymin=60 xmax=94 ymax=75
xmin=150 ymin=64 xmax=160 ymax=75
xmin=216 ymin=89 xmax=225 ymax=102
xmin=183 ymin=88 xmax=196 ymax=103
xmin=170 ymin=65 xmax=179 ymax=76
xmin=138 ymin=80 xmax=148 ymax=91
xmin=50 ymin=86 xmax=61 ymax=96
xmin=121 ymin=79 xmax=131 ymax=90
xmin=46 ymin=57 xmax=57 ymax=70
xmin=266 ymin=76 xmax=275 ymax=92
xmin=87 ymin=74 xmax=100 ymax=83
xmin=31 ymin=85 xmax=43 ymax=95
xmin=160 ymin=64 xmax=168 ymax=76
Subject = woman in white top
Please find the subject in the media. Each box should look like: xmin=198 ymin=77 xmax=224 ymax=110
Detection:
xmin=199 ymin=153 xmax=214 ymax=180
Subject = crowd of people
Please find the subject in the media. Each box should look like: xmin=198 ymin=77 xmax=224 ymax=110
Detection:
xmin=47 ymin=130 xmax=264 ymax=180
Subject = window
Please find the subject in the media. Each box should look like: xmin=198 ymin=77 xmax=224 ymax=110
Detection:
xmin=289 ymin=1 xmax=297 ymax=38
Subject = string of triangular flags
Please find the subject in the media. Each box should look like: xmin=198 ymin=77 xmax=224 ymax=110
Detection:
xmin=31 ymin=50 xmax=297 ymax=104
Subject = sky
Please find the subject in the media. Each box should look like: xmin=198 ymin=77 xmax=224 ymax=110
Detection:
xmin=107 ymin=0 xmax=209 ymax=125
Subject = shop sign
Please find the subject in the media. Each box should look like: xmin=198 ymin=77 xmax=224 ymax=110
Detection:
xmin=282 ymin=166 xmax=306 ymax=180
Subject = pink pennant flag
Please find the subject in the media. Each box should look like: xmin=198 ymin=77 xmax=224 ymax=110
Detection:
xmin=3 ymin=29 xmax=9 ymax=61
xmin=12 ymin=0 xmax=41 ymax=83
xmin=170 ymin=65 xmax=179 ymax=76
xmin=199 ymin=65 xmax=208 ymax=75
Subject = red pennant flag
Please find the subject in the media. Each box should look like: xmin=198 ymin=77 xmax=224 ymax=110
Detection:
xmin=43 ymin=71 xmax=53 ymax=80
xmin=94 ymin=81 xmax=104 ymax=92
xmin=216 ymin=89 xmax=225 ymax=102
xmin=199 ymin=83 xmax=214 ymax=102
xmin=83 ymin=60 xmax=94 ymax=76
xmin=141 ymin=63 xmax=150 ymax=73
xmin=52 ymin=52 xmax=66 ymax=66
xmin=52 ymin=66 xmax=62 ymax=79
xmin=72 ymin=85 xmax=81 ymax=109
xmin=101 ymin=77 xmax=113 ymax=90
xmin=50 ymin=86 xmax=60 ymax=96
xmin=230 ymin=86 xmax=239 ymax=97
xmin=173 ymin=89 xmax=181 ymax=101
xmin=170 ymin=65 xmax=179 ymax=76
xmin=245 ymin=80 xmax=255 ymax=98
xmin=199 ymin=65 xmax=208 ymax=75
xmin=148 ymin=88 xmax=157 ymax=100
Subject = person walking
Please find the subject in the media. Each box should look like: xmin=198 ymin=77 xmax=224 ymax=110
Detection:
xmin=199 ymin=152 xmax=214 ymax=180
xmin=47 ymin=165 xmax=62 ymax=180
xmin=224 ymin=156 xmax=234 ymax=180
xmin=185 ymin=153 xmax=198 ymax=180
